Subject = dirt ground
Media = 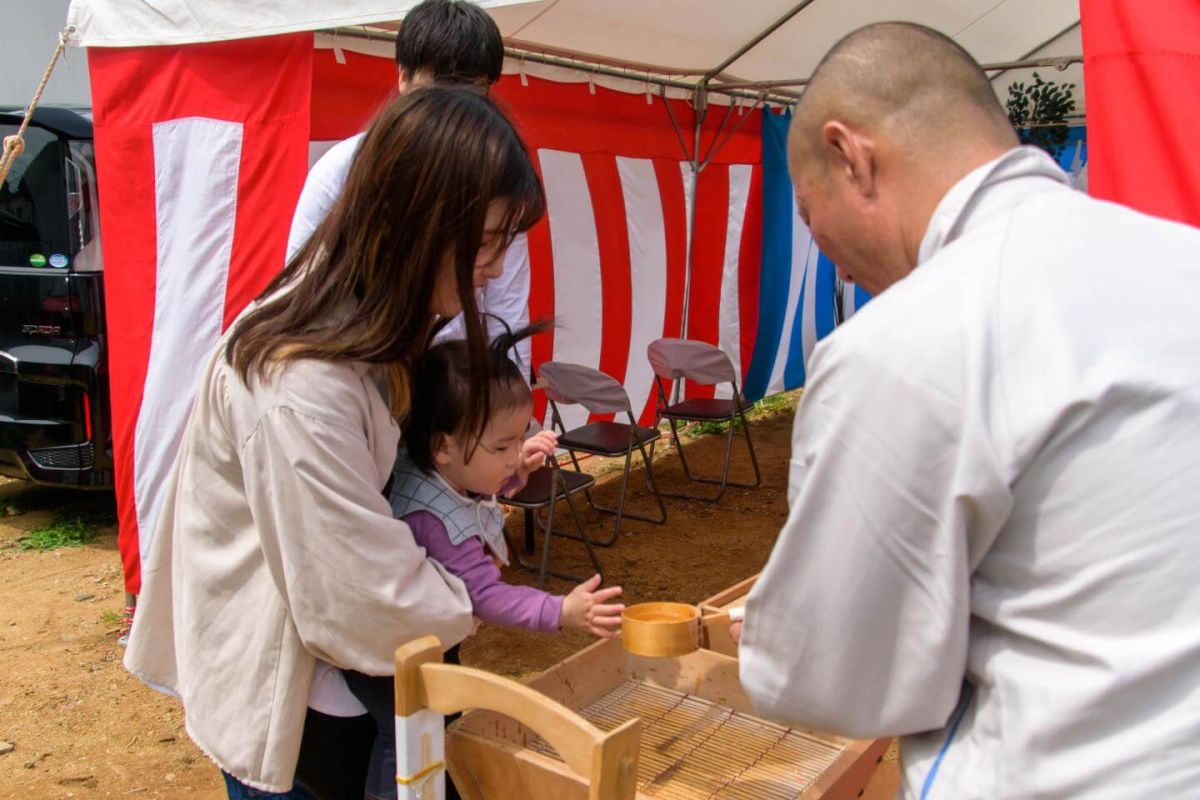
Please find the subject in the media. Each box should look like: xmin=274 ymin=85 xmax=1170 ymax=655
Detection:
xmin=0 ymin=395 xmax=899 ymax=799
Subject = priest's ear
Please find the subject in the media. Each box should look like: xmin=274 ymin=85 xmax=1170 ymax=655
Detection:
xmin=820 ymin=120 xmax=877 ymax=199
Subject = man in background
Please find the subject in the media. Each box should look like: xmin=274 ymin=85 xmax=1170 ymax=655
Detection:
xmin=289 ymin=0 xmax=531 ymax=369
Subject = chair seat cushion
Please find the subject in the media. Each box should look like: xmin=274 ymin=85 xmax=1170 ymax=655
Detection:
xmin=500 ymin=466 xmax=594 ymax=508
xmin=559 ymin=421 xmax=660 ymax=456
xmin=662 ymin=396 xmax=750 ymax=421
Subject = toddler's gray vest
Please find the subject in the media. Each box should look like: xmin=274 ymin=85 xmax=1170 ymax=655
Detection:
xmin=388 ymin=449 xmax=509 ymax=565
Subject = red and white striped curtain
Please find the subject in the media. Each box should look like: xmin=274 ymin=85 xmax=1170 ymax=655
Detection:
xmin=90 ymin=39 xmax=765 ymax=595
xmin=310 ymin=49 xmax=765 ymax=431
xmin=89 ymin=35 xmax=311 ymax=593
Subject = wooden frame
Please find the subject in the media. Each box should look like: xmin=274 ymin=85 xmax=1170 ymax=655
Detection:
xmin=394 ymin=637 xmax=641 ymax=800
xmin=446 ymin=637 xmax=888 ymax=799
xmin=698 ymin=573 xmax=759 ymax=657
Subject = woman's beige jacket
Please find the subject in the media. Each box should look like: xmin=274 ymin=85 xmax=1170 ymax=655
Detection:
xmin=124 ymin=337 xmax=474 ymax=792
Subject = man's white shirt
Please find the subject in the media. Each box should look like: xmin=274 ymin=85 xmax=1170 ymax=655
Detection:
xmin=740 ymin=147 xmax=1200 ymax=798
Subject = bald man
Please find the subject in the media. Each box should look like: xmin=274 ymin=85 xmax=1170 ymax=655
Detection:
xmin=737 ymin=22 xmax=1200 ymax=799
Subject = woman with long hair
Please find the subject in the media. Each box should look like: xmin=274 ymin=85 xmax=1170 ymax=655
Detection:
xmin=123 ymin=86 xmax=545 ymax=798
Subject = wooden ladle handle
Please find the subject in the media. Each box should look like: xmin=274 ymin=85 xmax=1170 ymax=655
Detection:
xmin=699 ymin=606 xmax=744 ymax=626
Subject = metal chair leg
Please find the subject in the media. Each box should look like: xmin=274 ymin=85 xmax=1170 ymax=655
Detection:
xmin=562 ymin=475 xmax=604 ymax=579
xmin=653 ymin=407 xmax=762 ymax=502
xmin=636 ymin=437 xmax=669 ymax=523
xmin=739 ymin=408 xmax=762 ymax=487
xmin=646 ymin=410 xmax=663 ymax=462
xmin=523 ymin=509 xmax=535 ymax=555
xmin=538 ymin=502 xmax=621 ymax=548
xmin=507 ymin=474 xmax=605 ymax=587
xmin=574 ymin=438 xmax=668 ymax=537
xmin=536 ymin=489 xmax=556 ymax=590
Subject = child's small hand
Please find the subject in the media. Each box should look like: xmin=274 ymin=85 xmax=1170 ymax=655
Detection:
xmin=517 ymin=430 xmax=558 ymax=482
xmin=560 ymin=574 xmax=624 ymax=639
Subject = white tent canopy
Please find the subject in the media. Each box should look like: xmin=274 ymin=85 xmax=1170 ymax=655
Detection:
xmin=66 ymin=0 xmax=1085 ymax=114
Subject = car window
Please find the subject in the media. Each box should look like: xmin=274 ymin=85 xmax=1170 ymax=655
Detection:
xmin=0 ymin=124 xmax=71 ymax=269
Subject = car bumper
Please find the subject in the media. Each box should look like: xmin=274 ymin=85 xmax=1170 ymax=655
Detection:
xmin=0 ymin=417 xmax=111 ymax=488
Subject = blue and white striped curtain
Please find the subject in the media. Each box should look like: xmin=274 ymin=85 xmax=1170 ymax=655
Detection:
xmin=745 ymin=118 xmax=1087 ymax=402
xmin=743 ymin=110 xmax=871 ymax=401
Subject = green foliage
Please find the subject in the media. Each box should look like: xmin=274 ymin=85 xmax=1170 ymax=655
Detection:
xmin=684 ymin=419 xmax=734 ymax=438
xmin=1006 ymin=72 xmax=1076 ymax=159
xmin=100 ymin=609 xmax=124 ymax=626
xmin=18 ymin=510 xmax=113 ymax=551
xmin=594 ymin=460 xmax=628 ymax=475
xmin=753 ymin=392 xmax=798 ymax=415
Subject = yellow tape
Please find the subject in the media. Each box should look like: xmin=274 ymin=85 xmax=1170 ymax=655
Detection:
xmin=396 ymin=760 xmax=445 ymax=786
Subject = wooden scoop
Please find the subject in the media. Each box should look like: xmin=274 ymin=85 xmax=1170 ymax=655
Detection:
xmin=621 ymin=601 xmax=745 ymax=658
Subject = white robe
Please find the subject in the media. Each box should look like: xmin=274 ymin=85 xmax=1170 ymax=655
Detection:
xmin=739 ymin=147 xmax=1200 ymax=799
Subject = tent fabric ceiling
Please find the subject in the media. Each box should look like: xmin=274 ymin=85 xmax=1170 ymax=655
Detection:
xmin=66 ymin=0 xmax=1084 ymax=111
xmin=484 ymin=0 xmax=1080 ymax=84
xmin=64 ymin=1 xmax=528 ymax=47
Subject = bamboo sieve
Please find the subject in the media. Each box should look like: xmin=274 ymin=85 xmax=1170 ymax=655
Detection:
xmin=621 ymin=601 xmax=745 ymax=658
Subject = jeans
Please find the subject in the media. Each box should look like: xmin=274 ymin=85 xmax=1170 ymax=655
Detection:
xmin=222 ymin=772 xmax=317 ymax=799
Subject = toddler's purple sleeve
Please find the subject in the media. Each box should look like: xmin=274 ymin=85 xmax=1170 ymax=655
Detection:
xmin=405 ymin=510 xmax=563 ymax=632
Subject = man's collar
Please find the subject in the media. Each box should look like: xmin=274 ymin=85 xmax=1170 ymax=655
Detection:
xmin=917 ymin=146 xmax=1069 ymax=264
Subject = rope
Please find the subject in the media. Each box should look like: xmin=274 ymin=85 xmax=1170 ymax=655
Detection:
xmin=0 ymin=26 xmax=75 ymax=186
xmin=396 ymin=760 xmax=445 ymax=798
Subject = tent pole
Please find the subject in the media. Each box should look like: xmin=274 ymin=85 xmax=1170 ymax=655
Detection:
xmin=714 ymin=54 xmax=1083 ymax=92
xmin=700 ymin=0 xmax=818 ymax=85
xmin=988 ymin=22 xmax=1082 ymax=83
xmin=698 ymin=94 xmax=766 ymax=172
xmin=675 ymin=87 xmax=707 ymax=404
xmin=328 ymin=26 xmax=801 ymax=106
xmin=697 ymin=103 xmax=736 ymax=168
xmin=660 ymin=87 xmax=692 ymax=165
xmin=674 ymin=0 xmax=812 ymax=405
xmin=675 ymin=169 xmax=699 ymax=405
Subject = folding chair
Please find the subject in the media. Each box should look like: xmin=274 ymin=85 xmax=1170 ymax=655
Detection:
xmin=647 ymin=338 xmax=761 ymax=502
xmin=538 ymin=361 xmax=667 ymax=545
xmin=499 ymin=453 xmax=603 ymax=590
xmin=393 ymin=636 xmax=640 ymax=800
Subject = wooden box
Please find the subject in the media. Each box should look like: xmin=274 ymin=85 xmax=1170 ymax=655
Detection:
xmin=447 ymin=638 xmax=887 ymax=799
xmin=699 ymin=574 xmax=759 ymax=657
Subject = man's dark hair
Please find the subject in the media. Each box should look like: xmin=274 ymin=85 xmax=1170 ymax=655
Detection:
xmin=395 ymin=0 xmax=504 ymax=86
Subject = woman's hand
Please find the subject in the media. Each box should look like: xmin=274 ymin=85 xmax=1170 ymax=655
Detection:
xmin=560 ymin=574 xmax=624 ymax=639
xmin=517 ymin=430 xmax=558 ymax=482
xmin=729 ymin=619 xmax=743 ymax=645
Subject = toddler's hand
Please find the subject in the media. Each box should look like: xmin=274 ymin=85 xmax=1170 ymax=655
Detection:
xmin=517 ymin=430 xmax=558 ymax=482
xmin=560 ymin=574 xmax=624 ymax=639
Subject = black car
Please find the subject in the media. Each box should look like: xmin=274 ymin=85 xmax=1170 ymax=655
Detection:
xmin=0 ymin=107 xmax=112 ymax=488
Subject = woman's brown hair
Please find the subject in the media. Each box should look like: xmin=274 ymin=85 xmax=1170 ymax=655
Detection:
xmin=225 ymin=86 xmax=545 ymax=430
